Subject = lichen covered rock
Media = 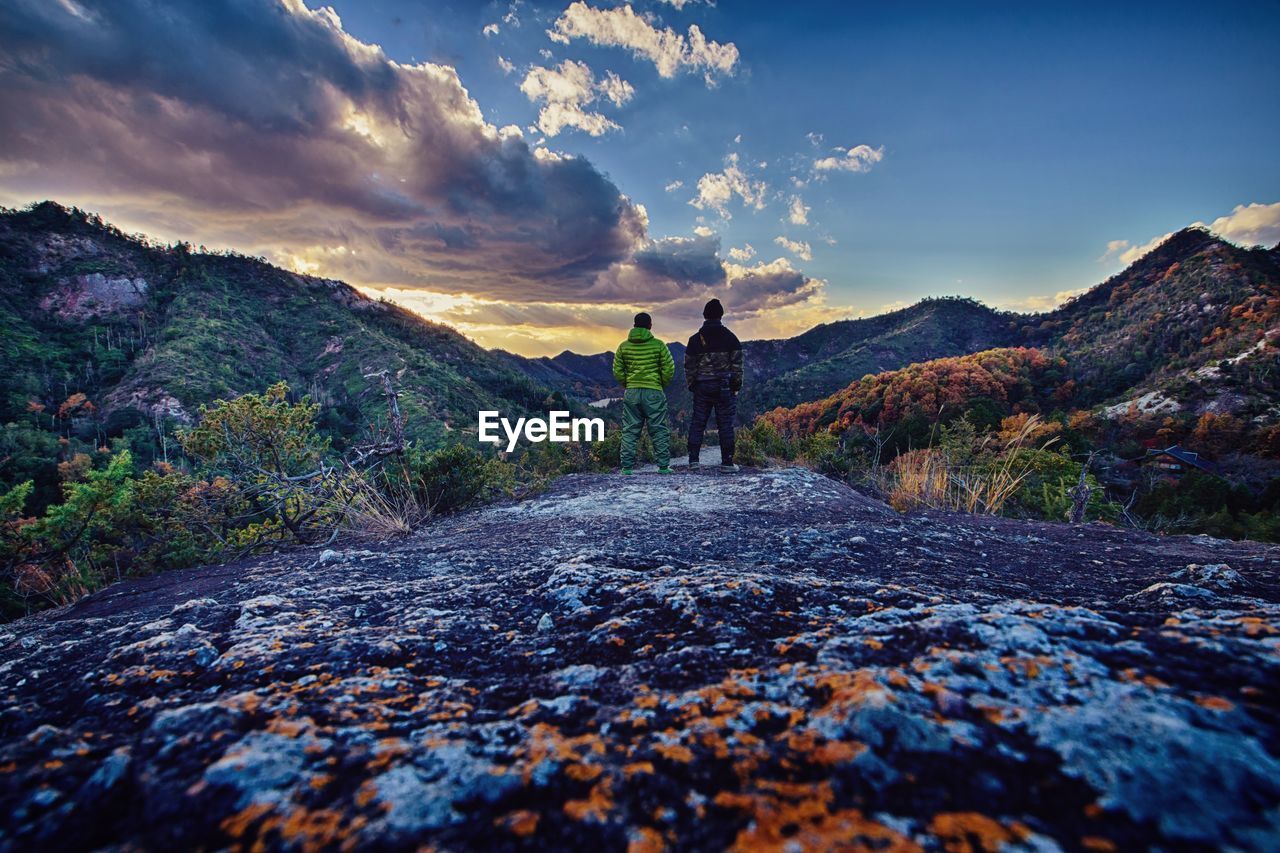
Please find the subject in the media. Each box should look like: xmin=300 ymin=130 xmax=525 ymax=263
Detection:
xmin=1 ymin=468 xmax=1277 ymax=849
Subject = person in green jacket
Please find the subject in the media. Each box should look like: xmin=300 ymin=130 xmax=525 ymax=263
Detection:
xmin=612 ymin=312 xmax=676 ymax=474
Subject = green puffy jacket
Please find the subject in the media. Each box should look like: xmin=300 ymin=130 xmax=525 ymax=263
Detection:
xmin=612 ymin=327 xmax=675 ymax=391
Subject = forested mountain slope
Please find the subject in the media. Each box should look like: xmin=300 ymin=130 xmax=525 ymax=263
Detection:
xmin=0 ymin=203 xmax=564 ymax=506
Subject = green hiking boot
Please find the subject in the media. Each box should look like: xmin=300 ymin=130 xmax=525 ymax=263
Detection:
xmin=657 ymin=467 xmax=673 ymax=474
xmin=621 ymin=468 xmax=634 ymax=475
xmin=720 ymin=463 xmax=740 ymax=473
xmin=688 ymin=461 xmax=701 ymax=471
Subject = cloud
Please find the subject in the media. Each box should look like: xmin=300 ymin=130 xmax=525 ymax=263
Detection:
xmin=787 ymin=195 xmax=809 ymax=226
xmin=0 ymin=0 xmax=830 ymax=352
xmin=814 ymin=144 xmax=884 ymax=174
xmin=998 ymin=287 xmax=1090 ymax=313
xmin=0 ymin=0 xmax=648 ymax=302
xmin=657 ymin=0 xmax=701 ymax=9
xmin=548 ymin=2 xmax=738 ymax=83
xmin=519 ymin=60 xmax=633 ymax=137
xmin=693 ymin=225 xmax=714 ymax=237
xmin=1100 ymin=201 xmax=1280 ymax=267
xmin=773 ymin=236 xmax=812 ymax=261
xmin=497 ymin=56 xmax=515 ymax=75
xmin=381 ymin=250 xmax=830 ymax=356
xmin=690 ymin=153 xmax=768 ymax=219
xmin=727 ymin=244 xmax=755 ymax=261
xmin=1099 ymin=234 xmax=1171 ymax=265
xmin=483 ymin=23 xmax=500 ymax=37
xmin=1202 ymin=202 xmax=1280 ymax=247
xmin=664 ymin=179 xmax=683 ymax=192
xmin=1099 ymin=239 xmax=1130 ymax=261
xmin=722 ymin=257 xmax=823 ymax=313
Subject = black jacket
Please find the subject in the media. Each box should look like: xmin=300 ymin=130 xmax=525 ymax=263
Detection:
xmin=684 ymin=319 xmax=743 ymax=393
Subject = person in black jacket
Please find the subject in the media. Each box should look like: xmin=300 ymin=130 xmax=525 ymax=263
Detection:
xmin=684 ymin=298 xmax=744 ymax=472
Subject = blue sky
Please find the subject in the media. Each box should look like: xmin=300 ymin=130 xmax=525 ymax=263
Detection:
xmin=342 ymin=0 xmax=1280 ymax=306
xmin=1 ymin=0 xmax=1277 ymax=353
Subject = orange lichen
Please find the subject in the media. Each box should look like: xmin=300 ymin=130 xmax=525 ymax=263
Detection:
xmin=654 ymin=742 xmax=694 ymax=764
xmin=278 ymin=807 xmax=346 ymax=848
xmin=623 ymin=761 xmax=655 ymax=777
xmin=1236 ymin=617 xmax=1276 ymax=636
xmin=783 ymin=731 xmax=867 ymax=765
xmin=354 ymin=782 xmax=378 ymax=808
xmin=566 ymin=763 xmax=603 ymax=782
xmin=977 ymin=706 xmax=1007 ymax=724
xmin=564 ymin=777 xmax=614 ymax=823
xmin=497 ymin=809 xmax=540 ymax=837
xmin=626 ymin=826 xmax=666 ymax=853
xmin=1081 ymin=836 xmax=1117 ymax=852
xmin=1194 ymin=695 xmax=1235 ymax=712
xmin=928 ymin=812 xmax=1031 ymax=853
xmin=220 ymin=802 xmax=275 ymax=839
xmin=716 ymin=783 xmax=920 ymax=852
xmin=266 ymin=717 xmax=308 ymax=738
xmin=1000 ymin=656 xmax=1045 ymax=679
xmin=812 ymin=669 xmax=892 ymax=714
xmin=517 ymin=724 xmax=608 ymax=784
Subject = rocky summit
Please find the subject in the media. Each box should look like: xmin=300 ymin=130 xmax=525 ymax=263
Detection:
xmin=1 ymin=468 xmax=1278 ymax=851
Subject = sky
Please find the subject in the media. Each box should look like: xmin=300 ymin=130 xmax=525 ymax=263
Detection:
xmin=1 ymin=0 xmax=1278 ymax=356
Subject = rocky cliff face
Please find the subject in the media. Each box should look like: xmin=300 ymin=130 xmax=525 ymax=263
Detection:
xmin=1 ymin=468 xmax=1278 ymax=850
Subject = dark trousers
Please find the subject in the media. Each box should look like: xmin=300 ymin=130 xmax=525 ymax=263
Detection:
xmin=688 ymin=380 xmax=737 ymax=464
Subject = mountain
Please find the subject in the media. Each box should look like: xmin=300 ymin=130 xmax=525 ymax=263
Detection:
xmin=760 ymin=229 xmax=1280 ymax=444
xmin=503 ymin=297 xmax=1020 ymax=418
xmin=3 ymin=467 xmax=1277 ymax=848
xmin=494 ymin=346 xmax=658 ymax=406
xmin=511 ymin=229 xmax=1280 ymax=434
xmin=1025 ymin=227 xmax=1280 ymax=418
xmin=0 ymin=203 xmax=566 ymax=504
xmin=741 ymin=297 xmax=1018 ymax=412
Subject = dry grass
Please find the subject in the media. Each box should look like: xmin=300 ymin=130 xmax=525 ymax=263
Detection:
xmin=331 ymin=478 xmax=427 ymax=541
xmin=877 ymin=414 xmax=1054 ymax=515
xmin=880 ymin=448 xmax=950 ymax=512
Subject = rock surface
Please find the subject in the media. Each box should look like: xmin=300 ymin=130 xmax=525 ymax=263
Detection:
xmin=1 ymin=467 xmax=1278 ymax=850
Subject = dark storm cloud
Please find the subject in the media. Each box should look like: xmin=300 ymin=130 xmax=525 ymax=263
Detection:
xmin=0 ymin=0 xmax=826 ymax=333
xmin=634 ymin=235 xmax=727 ymax=287
xmin=0 ymin=0 xmax=644 ymax=294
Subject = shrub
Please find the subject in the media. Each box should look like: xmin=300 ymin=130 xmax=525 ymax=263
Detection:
xmin=588 ymin=425 xmax=687 ymax=469
xmin=382 ymin=443 xmax=514 ymax=517
xmin=1 ymin=451 xmax=136 ymax=613
xmin=179 ymin=382 xmax=343 ymax=544
xmin=1004 ymin=449 xmax=1117 ymax=522
xmin=734 ymin=420 xmax=790 ymax=466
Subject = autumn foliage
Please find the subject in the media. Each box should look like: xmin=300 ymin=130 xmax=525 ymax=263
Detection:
xmin=762 ymin=348 xmax=1067 ymax=438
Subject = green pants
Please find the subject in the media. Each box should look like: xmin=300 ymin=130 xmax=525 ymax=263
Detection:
xmin=620 ymin=388 xmax=670 ymax=469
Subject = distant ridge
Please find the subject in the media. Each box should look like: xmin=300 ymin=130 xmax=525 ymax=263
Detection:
xmin=508 ymin=227 xmax=1280 ymax=428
